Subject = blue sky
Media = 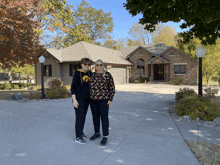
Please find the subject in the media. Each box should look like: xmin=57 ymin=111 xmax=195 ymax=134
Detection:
xmin=44 ymin=0 xmax=189 ymax=44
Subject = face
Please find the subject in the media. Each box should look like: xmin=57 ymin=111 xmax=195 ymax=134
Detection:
xmin=81 ymin=62 xmax=91 ymax=71
xmin=95 ymin=62 xmax=104 ymax=72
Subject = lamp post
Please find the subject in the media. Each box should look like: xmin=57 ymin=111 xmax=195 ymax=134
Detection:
xmin=39 ymin=55 xmax=45 ymax=99
xmin=196 ymin=46 xmax=206 ymax=97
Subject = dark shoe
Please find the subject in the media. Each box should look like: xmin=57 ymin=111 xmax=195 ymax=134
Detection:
xmin=75 ymin=137 xmax=87 ymax=144
xmin=90 ymin=133 xmax=101 ymax=141
xmin=100 ymin=137 xmax=107 ymax=146
xmin=82 ymin=133 xmax=87 ymax=139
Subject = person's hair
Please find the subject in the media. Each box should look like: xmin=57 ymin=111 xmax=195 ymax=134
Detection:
xmin=80 ymin=58 xmax=91 ymax=64
xmin=95 ymin=59 xmax=106 ymax=77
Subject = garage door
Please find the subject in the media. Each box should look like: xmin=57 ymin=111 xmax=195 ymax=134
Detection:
xmin=109 ymin=67 xmax=126 ymax=85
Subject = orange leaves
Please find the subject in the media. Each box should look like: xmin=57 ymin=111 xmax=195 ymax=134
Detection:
xmin=46 ymin=27 xmax=54 ymax=33
xmin=0 ymin=0 xmax=47 ymax=68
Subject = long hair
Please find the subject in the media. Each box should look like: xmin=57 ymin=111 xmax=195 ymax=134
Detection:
xmin=95 ymin=59 xmax=106 ymax=77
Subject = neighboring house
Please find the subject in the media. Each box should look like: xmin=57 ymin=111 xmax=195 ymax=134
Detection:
xmin=35 ymin=41 xmax=199 ymax=86
xmin=119 ymin=43 xmax=199 ymax=85
xmin=35 ymin=41 xmax=132 ymax=86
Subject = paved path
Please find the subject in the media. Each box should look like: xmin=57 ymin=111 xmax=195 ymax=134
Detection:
xmin=1 ymin=84 xmax=219 ymax=165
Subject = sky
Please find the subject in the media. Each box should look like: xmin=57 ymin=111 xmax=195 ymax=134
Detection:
xmin=44 ymin=0 xmax=190 ymax=43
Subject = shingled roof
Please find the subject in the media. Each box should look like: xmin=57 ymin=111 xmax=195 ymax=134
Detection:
xmin=119 ymin=43 xmax=171 ymax=58
xmin=46 ymin=41 xmax=132 ymax=65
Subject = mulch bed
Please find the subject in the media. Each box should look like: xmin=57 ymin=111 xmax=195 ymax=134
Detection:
xmin=0 ymin=90 xmax=40 ymax=100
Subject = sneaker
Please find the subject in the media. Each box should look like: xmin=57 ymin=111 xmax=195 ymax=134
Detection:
xmin=75 ymin=137 xmax=87 ymax=144
xmin=90 ymin=133 xmax=101 ymax=141
xmin=100 ymin=137 xmax=107 ymax=146
xmin=82 ymin=133 xmax=87 ymax=139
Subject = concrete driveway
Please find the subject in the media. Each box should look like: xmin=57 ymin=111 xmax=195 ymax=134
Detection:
xmin=1 ymin=83 xmax=218 ymax=165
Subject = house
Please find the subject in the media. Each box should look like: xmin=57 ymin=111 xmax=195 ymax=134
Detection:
xmin=35 ymin=41 xmax=132 ymax=86
xmin=119 ymin=43 xmax=199 ymax=85
xmin=35 ymin=41 xmax=199 ymax=86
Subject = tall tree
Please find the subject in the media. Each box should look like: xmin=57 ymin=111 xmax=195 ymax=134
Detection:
xmin=115 ymin=38 xmax=126 ymax=50
xmin=128 ymin=22 xmax=154 ymax=44
xmin=39 ymin=0 xmax=75 ymax=48
xmin=126 ymin=39 xmax=143 ymax=46
xmin=123 ymin=0 xmax=220 ymax=45
xmin=0 ymin=0 xmax=47 ymax=69
xmin=73 ymin=0 xmax=114 ymax=42
xmin=153 ymin=24 xmax=177 ymax=47
xmin=103 ymin=38 xmax=117 ymax=50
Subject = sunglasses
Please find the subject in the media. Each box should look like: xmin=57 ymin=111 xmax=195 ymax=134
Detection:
xmin=83 ymin=63 xmax=91 ymax=66
xmin=96 ymin=64 xmax=103 ymax=66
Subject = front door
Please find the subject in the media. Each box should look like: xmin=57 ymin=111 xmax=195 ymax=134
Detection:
xmin=154 ymin=64 xmax=164 ymax=80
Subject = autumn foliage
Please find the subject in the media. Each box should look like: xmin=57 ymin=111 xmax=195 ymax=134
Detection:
xmin=0 ymin=0 xmax=47 ymax=68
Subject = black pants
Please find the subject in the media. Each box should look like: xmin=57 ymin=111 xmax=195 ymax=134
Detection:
xmin=74 ymin=98 xmax=90 ymax=138
xmin=90 ymin=99 xmax=109 ymax=136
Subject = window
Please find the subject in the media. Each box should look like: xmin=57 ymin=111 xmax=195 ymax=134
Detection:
xmin=69 ymin=64 xmax=81 ymax=76
xmin=44 ymin=65 xmax=52 ymax=76
xmin=174 ymin=65 xmax=186 ymax=74
xmin=137 ymin=59 xmax=145 ymax=75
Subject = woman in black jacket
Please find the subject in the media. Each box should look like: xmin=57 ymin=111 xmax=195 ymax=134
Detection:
xmin=71 ymin=58 xmax=91 ymax=144
xmin=89 ymin=59 xmax=115 ymax=146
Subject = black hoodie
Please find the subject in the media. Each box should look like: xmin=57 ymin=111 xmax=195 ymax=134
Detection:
xmin=71 ymin=69 xmax=91 ymax=99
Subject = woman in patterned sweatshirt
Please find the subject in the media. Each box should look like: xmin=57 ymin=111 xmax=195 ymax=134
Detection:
xmin=89 ymin=59 xmax=115 ymax=146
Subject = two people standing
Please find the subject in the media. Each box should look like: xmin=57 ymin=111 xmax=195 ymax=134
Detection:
xmin=71 ymin=58 xmax=115 ymax=146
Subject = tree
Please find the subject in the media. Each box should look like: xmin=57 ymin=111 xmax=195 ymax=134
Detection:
xmin=128 ymin=22 xmax=154 ymax=44
xmin=39 ymin=0 xmax=75 ymax=49
xmin=0 ymin=0 xmax=47 ymax=69
xmin=126 ymin=39 xmax=143 ymax=46
xmin=123 ymin=0 xmax=220 ymax=45
xmin=153 ymin=24 xmax=177 ymax=47
xmin=73 ymin=0 xmax=114 ymax=42
xmin=103 ymin=38 xmax=117 ymax=50
xmin=115 ymin=38 xmax=126 ymax=50
xmin=177 ymin=35 xmax=220 ymax=84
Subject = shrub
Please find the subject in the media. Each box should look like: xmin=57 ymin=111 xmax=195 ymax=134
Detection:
xmin=14 ymin=84 xmax=20 ymax=89
xmin=173 ymin=78 xmax=183 ymax=85
xmin=0 ymin=83 xmax=6 ymax=90
xmin=28 ymin=91 xmax=43 ymax=99
xmin=175 ymin=88 xmax=197 ymax=103
xmin=65 ymin=84 xmax=71 ymax=91
xmin=134 ymin=80 xmax=140 ymax=83
xmin=175 ymin=95 xmax=220 ymax=121
xmin=48 ymin=78 xmax=63 ymax=88
xmin=203 ymin=87 xmax=219 ymax=100
xmin=17 ymin=83 xmax=25 ymax=89
xmin=5 ymin=83 xmax=12 ymax=90
xmin=46 ymin=86 xmax=68 ymax=99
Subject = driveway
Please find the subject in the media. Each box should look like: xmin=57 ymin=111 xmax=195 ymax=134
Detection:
xmin=1 ymin=83 xmax=218 ymax=165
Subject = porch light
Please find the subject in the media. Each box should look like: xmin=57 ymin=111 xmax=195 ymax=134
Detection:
xmin=196 ymin=46 xmax=206 ymax=97
xmin=39 ymin=55 xmax=45 ymax=99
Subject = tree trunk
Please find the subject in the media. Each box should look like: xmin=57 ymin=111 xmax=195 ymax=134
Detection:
xmin=8 ymin=64 xmax=12 ymax=83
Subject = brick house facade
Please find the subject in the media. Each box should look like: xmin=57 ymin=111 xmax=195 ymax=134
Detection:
xmin=119 ymin=43 xmax=199 ymax=85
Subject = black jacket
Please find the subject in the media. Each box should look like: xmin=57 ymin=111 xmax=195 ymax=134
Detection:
xmin=71 ymin=69 xmax=91 ymax=99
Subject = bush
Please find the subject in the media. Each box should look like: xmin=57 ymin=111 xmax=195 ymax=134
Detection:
xmin=48 ymin=78 xmax=63 ymax=88
xmin=64 ymin=84 xmax=71 ymax=91
xmin=175 ymin=95 xmax=220 ymax=121
xmin=173 ymin=78 xmax=183 ymax=85
xmin=0 ymin=83 xmax=6 ymax=90
xmin=134 ymin=80 xmax=140 ymax=83
xmin=175 ymin=88 xmax=197 ymax=103
xmin=28 ymin=91 xmax=43 ymax=99
xmin=14 ymin=84 xmax=20 ymax=89
xmin=46 ymin=86 xmax=68 ymax=99
xmin=203 ymin=87 xmax=219 ymax=100
xmin=5 ymin=83 xmax=12 ymax=90
xmin=135 ymin=76 xmax=149 ymax=83
xmin=17 ymin=83 xmax=25 ymax=89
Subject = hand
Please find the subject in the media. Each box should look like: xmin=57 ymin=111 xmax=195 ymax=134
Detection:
xmin=107 ymin=101 xmax=112 ymax=107
xmin=73 ymin=100 xmax=79 ymax=108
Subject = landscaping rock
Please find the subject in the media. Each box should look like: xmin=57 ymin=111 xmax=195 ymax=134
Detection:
xmin=11 ymin=93 xmax=23 ymax=100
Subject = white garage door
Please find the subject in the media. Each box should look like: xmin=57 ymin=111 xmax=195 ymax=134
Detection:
xmin=109 ymin=67 xmax=126 ymax=85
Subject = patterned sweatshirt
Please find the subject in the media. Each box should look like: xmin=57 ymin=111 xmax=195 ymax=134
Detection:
xmin=89 ymin=72 xmax=115 ymax=101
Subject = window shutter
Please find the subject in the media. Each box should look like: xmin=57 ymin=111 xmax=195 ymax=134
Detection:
xmin=49 ymin=65 xmax=52 ymax=76
xmin=44 ymin=66 xmax=47 ymax=76
xmin=69 ymin=64 xmax=73 ymax=76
